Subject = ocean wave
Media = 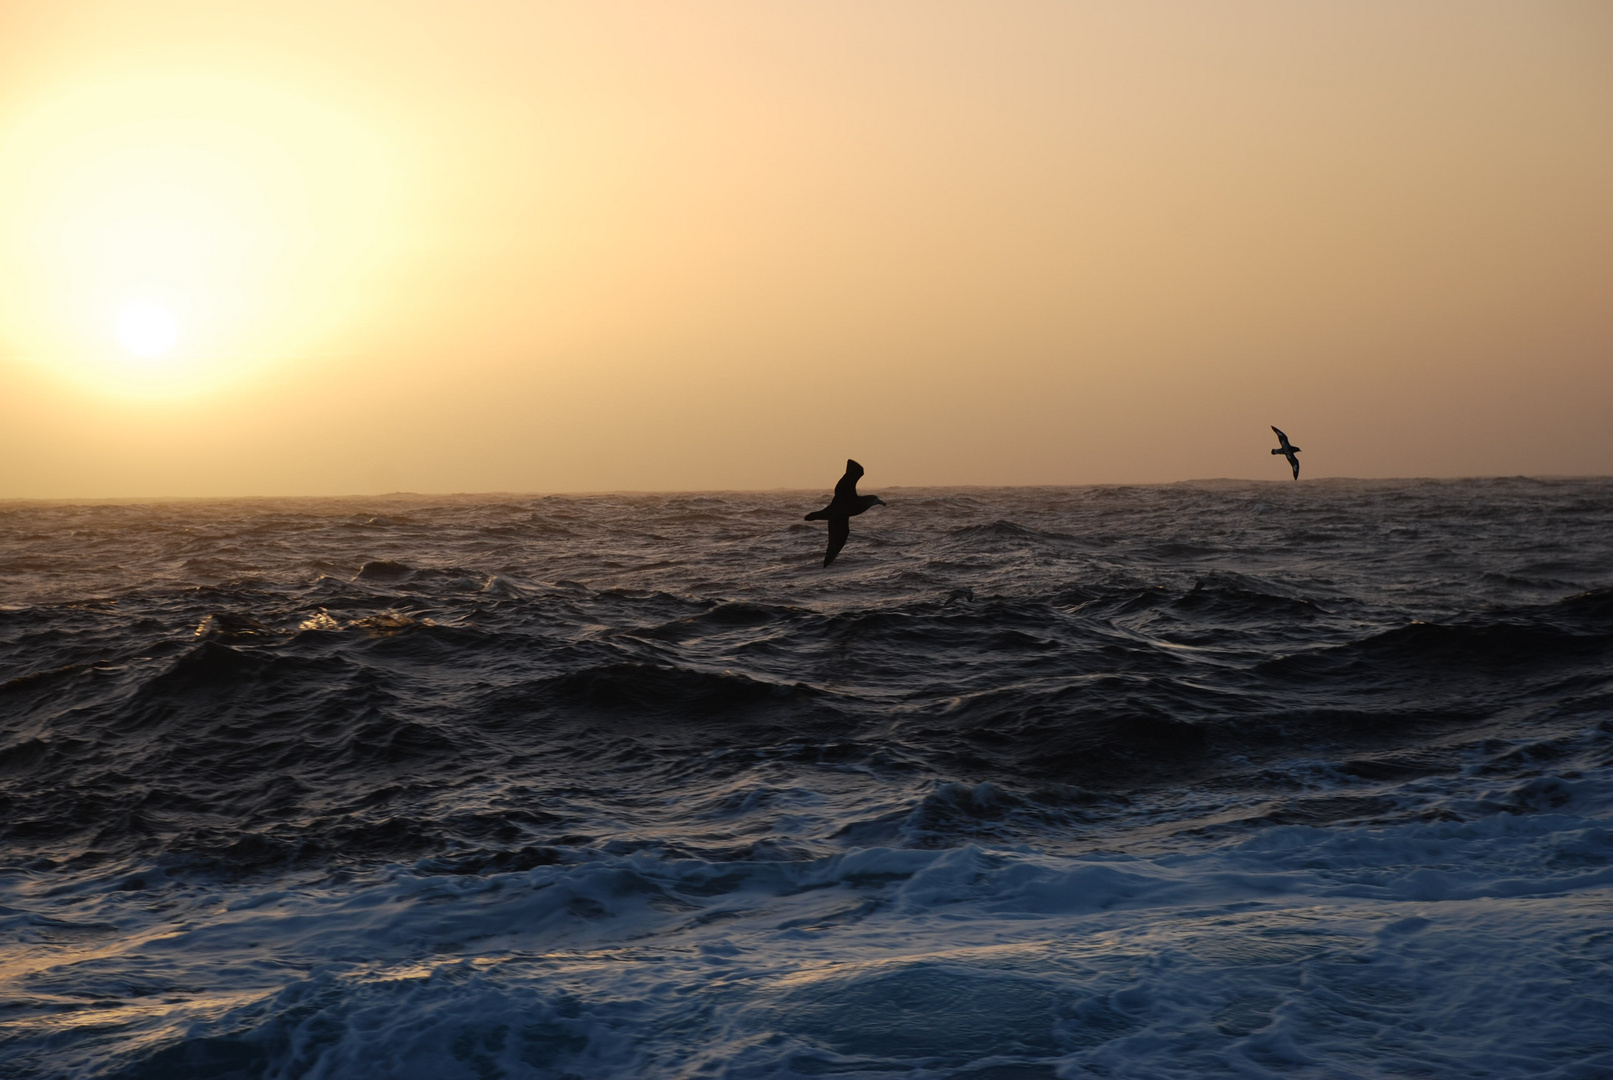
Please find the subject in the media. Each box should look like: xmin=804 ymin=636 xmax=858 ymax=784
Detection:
xmin=539 ymin=662 xmax=814 ymax=714
xmin=1262 ymin=615 xmax=1613 ymax=680
xmin=11 ymin=801 xmax=1611 ymax=1078
xmin=4 ymin=482 xmax=1613 ymax=1077
xmin=944 ymin=519 xmax=1082 ymax=546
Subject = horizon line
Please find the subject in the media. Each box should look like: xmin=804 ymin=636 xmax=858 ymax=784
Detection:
xmin=3 ymin=473 xmax=1608 ymax=506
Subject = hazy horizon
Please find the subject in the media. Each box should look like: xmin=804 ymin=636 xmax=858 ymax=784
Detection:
xmin=4 ymin=1 xmax=1610 ymax=498
xmin=5 ymin=472 xmax=1610 ymax=507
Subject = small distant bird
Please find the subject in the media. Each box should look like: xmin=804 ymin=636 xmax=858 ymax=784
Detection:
xmin=1270 ymin=426 xmax=1301 ymax=479
xmin=805 ymin=459 xmax=885 ymax=567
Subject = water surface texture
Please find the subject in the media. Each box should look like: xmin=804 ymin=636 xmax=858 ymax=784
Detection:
xmin=3 ymin=478 xmax=1612 ymax=1078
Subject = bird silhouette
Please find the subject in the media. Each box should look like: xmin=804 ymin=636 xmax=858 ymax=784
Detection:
xmin=804 ymin=459 xmax=885 ymax=567
xmin=1271 ymin=426 xmax=1301 ymax=479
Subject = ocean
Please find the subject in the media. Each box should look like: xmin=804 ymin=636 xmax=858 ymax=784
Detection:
xmin=2 ymin=477 xmax=1611 ymax=1079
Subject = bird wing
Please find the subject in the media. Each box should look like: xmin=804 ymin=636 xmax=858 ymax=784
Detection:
xmin=824 ymin=517 xmax=850 ymax=567
xmin=1290 ymin=455 xmax=1300 ymax=480
xmin=1271 ymin=426 xmax=1291 ymax=449
xmin=833 ymin=459 xmax=864 ymax=502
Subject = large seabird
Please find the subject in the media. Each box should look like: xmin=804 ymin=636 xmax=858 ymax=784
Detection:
xmin=805 ymin=459 xmax=885 ymax=567
xmin=1270 ymin=426 xmax=1301 ymax=479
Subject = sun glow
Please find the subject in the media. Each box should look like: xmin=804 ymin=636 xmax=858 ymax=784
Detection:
xmin=0 ymin=72 xmax=398 ymax=395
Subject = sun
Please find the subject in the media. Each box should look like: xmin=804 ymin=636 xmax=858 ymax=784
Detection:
xmin=0 ymin=71 xmax=400 ymax=396
xmin=114 ymin=300 xmax=179 ymax=359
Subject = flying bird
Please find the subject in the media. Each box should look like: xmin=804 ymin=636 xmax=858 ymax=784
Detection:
xmin=805 ymin=459 xmax=885 ymax=567
xmin=1271 ymin=426 xmax=1301 ymax=479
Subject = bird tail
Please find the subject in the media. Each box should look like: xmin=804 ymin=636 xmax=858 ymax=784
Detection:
xmin=1271 ymin=448 xmax=1283 ymax=455
xmin=804 ymin=510 xmax=827 ymax=521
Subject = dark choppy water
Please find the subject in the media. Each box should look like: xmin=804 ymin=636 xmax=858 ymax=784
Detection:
xmin=3 ymin=478 xmax=1612 ymax=1078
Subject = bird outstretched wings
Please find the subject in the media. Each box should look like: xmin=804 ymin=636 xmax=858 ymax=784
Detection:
xmin=805 ymin=458 xmax=883 ymax=567
xmin=1270 ymin=426 xmax=1300 ymax=478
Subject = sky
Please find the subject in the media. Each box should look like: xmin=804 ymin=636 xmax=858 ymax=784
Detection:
xmin=1 ymin=1 xmax=1609 ymax=497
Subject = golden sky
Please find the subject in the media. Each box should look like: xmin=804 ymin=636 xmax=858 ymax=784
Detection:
xmin=2 ymin=1 xmax=1610 ymax=497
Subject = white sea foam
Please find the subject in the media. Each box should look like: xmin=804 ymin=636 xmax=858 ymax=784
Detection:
xmin=4 ymin=772 xmax=1610 ymax=1078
